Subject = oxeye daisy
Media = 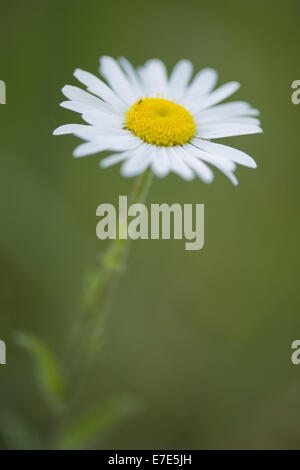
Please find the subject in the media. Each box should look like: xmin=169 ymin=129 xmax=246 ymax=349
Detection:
xmin=54 ymin=56 xmax=262 ymax=185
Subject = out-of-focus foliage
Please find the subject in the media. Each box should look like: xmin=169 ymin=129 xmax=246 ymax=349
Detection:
xmin=13 ymin=332 xmax=66 ymax=411
xmin=56 ymin=397 xmax=140 ymax=449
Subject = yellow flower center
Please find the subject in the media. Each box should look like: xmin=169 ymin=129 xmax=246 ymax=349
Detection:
xmin=125 ymin=97 xmax=196 ymax=146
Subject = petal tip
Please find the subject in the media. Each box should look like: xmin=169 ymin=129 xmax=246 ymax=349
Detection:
xmin=72 ymin=149 xmax=80 ymax=158
xmin=61 ymin=85 xmax=69 ymax=98
xmin=73 ymin=68 xmax=82 ymax=77
xmin=99 ymin=159 xmax=109 ymax=168
xmin=53 ymin=127 xmax=64 ymax=136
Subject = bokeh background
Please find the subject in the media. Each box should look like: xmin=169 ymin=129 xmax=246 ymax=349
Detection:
xmin=0 ymin=0 xmax=300 ymax=450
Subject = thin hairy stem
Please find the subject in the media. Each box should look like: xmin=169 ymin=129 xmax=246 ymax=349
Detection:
xmin=65 ymin=168 xmax=153 ymax=382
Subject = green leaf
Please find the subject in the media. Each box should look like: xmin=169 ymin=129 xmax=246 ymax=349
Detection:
xmin=14 ymin=331 xmax=66 ymax=411
xmin=57 ymin=396 xmax=140 ymax=449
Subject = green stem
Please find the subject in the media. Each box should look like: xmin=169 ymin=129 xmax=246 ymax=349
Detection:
xmin=66 ymin=168 xmax=153 ymax=380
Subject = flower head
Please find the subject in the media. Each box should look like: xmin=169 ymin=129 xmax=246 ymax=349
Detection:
xmin=54 ymin=56 xmax=262 ymax=185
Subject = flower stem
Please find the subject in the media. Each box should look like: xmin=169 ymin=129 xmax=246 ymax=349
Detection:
xmin=66 ymin=168 xmax=153 ymax=381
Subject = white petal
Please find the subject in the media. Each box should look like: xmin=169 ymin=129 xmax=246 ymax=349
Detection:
xmin=193 ymin=139 xmax=257 ymax=168
xmin=199 ymin=117 xmax=261 ymax=127
xmin=180 ymin=149 xmax=214 ymax=183
xmin=73 ymin=134 xmax=141 ymax=157
xmin=100 ymin=151 xmax=132 ymax=168
xmin=186 ymin=143 xmax=238 ymax=185
xmin=151 ymin=146 xmax=171 ymax=177
xmin=189 ymin=142 xmax=236 ymax=170
xmin=138 ymin=59 xmax=168 ymax=97
xmin=195 ymin=101 xmax=260 ymax=123
xmin=121 ymin=144 xmax=153 ymax=177
xmin=53 ymin=124 xmax=88 ymax=136
xmin=74 ymin=68 xmax=126 ymax=111
xmin=182 ymin=68 xmax=218 ymax=106
xmin=92 ymin=133 xmax=141 ymax=149
xmin=60 ymin=99 xmax=114 ymax=115
xmin=81 ymin=109 xmax=124 ymax=128
xmin=196 ymin=123 xmax=262 ymax=139
xmin=118 ymin=57 xmax=144 ymax=97
xmin=60 ymin=100 xmax=96 ymax=114
xmin=167 ymin=59 xmax=193 ymax=101
xmin=74 ymin=126 xmax=109 ymax=140
xmin=191 ymin=82 xmax=240 ymax=112
xmin=210 ymin=164 xmax=238 ymax=185
xmin=99 ymin=56 xmax=137 ymax=104
xmin=166 ymin=147 xmax=195 ymax=181
xmin=61 ymin=85 xmax=115 ymax=113
xmin=54 ymin=123 xmax=124 ymax=141
xmin=73 ymin=141 xmax=108 ymax=158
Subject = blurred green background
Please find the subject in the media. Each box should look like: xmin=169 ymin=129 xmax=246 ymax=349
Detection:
xmin=0 ymin=0 xmax=300 ymax=450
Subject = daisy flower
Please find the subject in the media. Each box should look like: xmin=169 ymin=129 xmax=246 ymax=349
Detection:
xmin=54 ymin=56 xmax=262 ymax=185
